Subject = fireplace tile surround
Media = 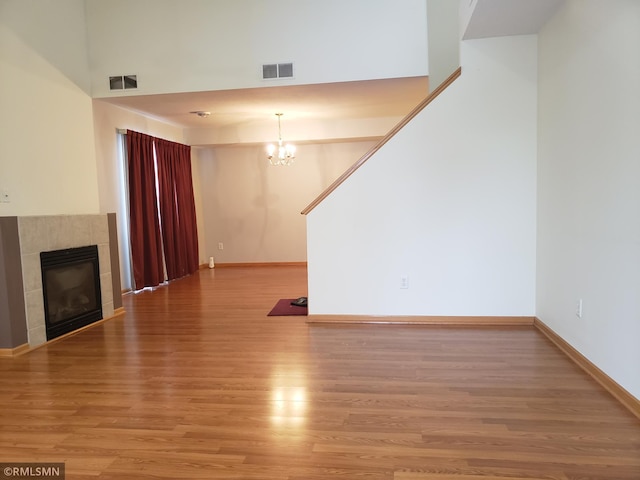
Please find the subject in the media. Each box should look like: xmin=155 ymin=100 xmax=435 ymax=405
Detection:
xmin=0 ymin=214 xmax=122 ymax=351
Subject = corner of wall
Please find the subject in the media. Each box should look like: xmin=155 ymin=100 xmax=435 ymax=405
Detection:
xmin=0 ymin=217 xmax=29 ymax=348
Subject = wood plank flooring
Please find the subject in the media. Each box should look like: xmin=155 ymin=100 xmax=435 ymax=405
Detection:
xmin=1 ymin=266 xmax=639 ymax=479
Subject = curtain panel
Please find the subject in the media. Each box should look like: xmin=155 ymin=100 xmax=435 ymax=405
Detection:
xmin=126 ymin=131 xmax=199 ymax=290
xmin=126 ymin=131 xmax=165 ymax=289
xmin=155 ymin=139 xmax=199 ymax=281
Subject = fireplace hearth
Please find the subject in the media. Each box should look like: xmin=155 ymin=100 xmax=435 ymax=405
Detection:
xmin=40 ymin=245 xmax=103 ymax=340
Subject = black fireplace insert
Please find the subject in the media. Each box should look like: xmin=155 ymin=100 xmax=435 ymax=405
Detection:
xmin=40 ymin=245 xmax=102 ymax=340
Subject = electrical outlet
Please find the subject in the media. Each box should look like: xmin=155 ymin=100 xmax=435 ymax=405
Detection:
xmin=218 ymin=242 xmax=224 ymax=250
xmin=400 ymin=275 xmax=409 ymax=289
xmin=0 ymin=190 xmax=9 ymax=203
xmin=575 ymin=299 xmax=583 ymax=318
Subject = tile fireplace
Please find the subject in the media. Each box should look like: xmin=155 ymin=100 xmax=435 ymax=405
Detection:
xmin=0 ymin=214 xmax=122 ymax=351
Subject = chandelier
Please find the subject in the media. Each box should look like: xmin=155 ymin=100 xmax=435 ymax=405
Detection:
xmin=266 ymin=113 xmax=296 ymax=166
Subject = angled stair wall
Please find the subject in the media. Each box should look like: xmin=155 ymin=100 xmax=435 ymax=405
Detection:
xmin=305 ymin=35 xmax=538 ymax=317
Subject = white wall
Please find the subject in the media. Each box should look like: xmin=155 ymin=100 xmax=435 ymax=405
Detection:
xmin=184 ymin=115 xmax=405 ymax=147
xmin=427 ymin=0 xmax=460 ymax=88
xmin=85 ymin=0 xmax=428 ymax=98
xmin=307 ymin=36 xmax=538 ymax=316
xmin=459 ymin=0 xmax=479 ymax=38
xmin=0 ymin=0 xmax=99 ymax=216
xmin=0 ymin=0 xmax=92 ymax=94
xmin=91 ymin=100 xmax=188 ymax=291
xmin=537 ymin=0 xmax=640 ymax=399
xmin=197 ymin=141 xmax=375 ymax=264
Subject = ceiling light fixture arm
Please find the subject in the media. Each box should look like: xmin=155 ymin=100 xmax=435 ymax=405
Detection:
xmin=267 ymin=113 xmax=296 ymax=166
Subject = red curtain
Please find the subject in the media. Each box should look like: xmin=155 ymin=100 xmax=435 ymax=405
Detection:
xmin=155 ymin=139 xmax=200 ymax=281
xmin=126 ymin=131 xmax=165 ymax=289
xmin=173 ymin=143 xmax=200 ymax=275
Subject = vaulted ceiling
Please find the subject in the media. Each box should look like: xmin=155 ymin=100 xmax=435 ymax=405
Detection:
xmin=97 ymin=0 xmax=564 ymax=147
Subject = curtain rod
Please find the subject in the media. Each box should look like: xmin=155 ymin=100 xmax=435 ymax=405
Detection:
xmin=115 ymin=128 xmax=191 ymax=149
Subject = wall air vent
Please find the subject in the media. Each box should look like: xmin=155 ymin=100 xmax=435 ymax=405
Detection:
xmin=262 ymin=63 xmax=294 ymax=80
xmin=109 ymin=75 xmax=138 ymax=90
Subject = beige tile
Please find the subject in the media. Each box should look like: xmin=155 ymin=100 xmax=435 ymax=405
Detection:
xmin=102 ymin=301 xmax=115 ymax=319
xmin=47 ymin=216 xmax=76 ymax=250
xmin=70 ymin=215 xmax=93 ymax=247
xmin=91 ymin=215 xmax=110 ymax=245
xmin=100 ymin=272 xmax=113 ymax=306
xmin=25 ymin=290 xmax=45 ymax=331
xmin=18 ymin=216 xmax=49 ymax=254
xmin=98 ymin=243 xmax=111 ymax=275
xmin=21 ymin=253 xmax=42 ymax=292
xmin=28 ymin=325 xmax=47 ymax=347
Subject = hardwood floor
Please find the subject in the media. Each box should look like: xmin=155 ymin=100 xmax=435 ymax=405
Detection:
xmin=1 ymin=266 xmax=638 ymax=479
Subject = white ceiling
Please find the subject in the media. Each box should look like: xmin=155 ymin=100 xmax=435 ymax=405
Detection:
xmin=97 ymin=0 xmax=564 ymax=144
xmin=98 ymin=76 xmax=430 ymax=132
xmin=463 ymin=0 xmax=564 ymax=40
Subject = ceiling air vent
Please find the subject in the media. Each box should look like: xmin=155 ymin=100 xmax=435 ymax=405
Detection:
xmin=262 ymin=63 xmax=293 ymax=80
xmin=109 ymin=75 xmax=138 ymax=90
